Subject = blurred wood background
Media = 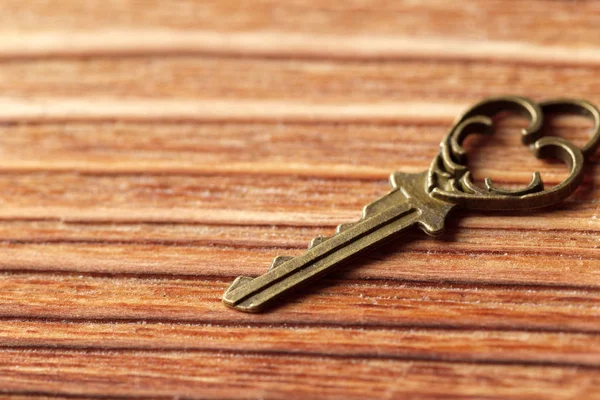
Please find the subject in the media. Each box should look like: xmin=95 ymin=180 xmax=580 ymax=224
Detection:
xmin=0 ymin=1 xmax=600 ymax=398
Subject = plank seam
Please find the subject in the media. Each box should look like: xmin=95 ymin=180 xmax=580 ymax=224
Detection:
xmin=0 ymin=346 xmax=600 ymax=370
xmin=0 ymin=316 xmax=600 ymax=335
xmin=0 ymin=345 xmax=597 ymax=370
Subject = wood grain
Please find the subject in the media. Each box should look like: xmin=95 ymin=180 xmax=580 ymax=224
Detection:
xmin=2 ymin=320 xmax=600 ymax=366
xmin=0 ymin=273 xmax=599 ymax=332
xmin=2 ymin=350 xmax=599 ymax=399
xmin=0 ymin=1 xmax=600 ymax=65
xmin=0 ymin=0 xmax=599 ymax=398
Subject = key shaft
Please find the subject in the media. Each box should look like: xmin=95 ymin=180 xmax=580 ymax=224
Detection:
xmin=223 ymin=172 xmax=454 ymax=312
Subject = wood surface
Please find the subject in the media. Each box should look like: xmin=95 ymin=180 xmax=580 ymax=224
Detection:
xmin=1 ymin=1 xmax=600 ymax=398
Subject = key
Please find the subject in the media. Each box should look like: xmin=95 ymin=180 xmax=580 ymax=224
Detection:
xmin=222 ymin=96 xmax=600 ymax=312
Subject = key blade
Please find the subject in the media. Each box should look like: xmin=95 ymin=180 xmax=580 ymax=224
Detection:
xmin=223 ymin=203 xmax=418 ymax=312
xmin=222 ymin=172 xmax=455 ymax=312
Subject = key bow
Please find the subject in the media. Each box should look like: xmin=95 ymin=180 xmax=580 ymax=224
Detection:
xmin=419 ymin=96 xmax=600 ymax=210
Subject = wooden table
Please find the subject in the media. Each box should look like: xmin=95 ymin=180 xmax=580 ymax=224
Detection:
xmin=1 ymin=1 xmax=599 ymax=398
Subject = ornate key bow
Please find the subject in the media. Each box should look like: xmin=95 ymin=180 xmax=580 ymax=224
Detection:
xmin=223 ymin=96 xmax=600 ymax=312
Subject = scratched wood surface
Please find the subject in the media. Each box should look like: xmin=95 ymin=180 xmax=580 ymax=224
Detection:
xmin=1 ymin=1 xmax=600 ymax=399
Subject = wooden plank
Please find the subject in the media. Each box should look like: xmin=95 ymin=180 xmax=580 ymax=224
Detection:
xmin=0 ymin=0 xmax=595 ymax=42
xmin=0 ymin=58 xmax=599 ymax=123
xmin=0 ymin=0 xmax=595 ymax=45
xmin=0 ymin=120 xmax=595 ymax=176
xmin=0 ymin=349 xmax=599 ymax=399
xmin=0 ymin=122 xmax=552 ymax=176
xmin=1 ymin=320 xmax=599 ymax=367
xmin=0 ymin=1 xmax=599 ymax=64
xmin=1 ymin=58 xmax=600 ymax=103
xmin=0 ymin=274 xmax=598 ymax=333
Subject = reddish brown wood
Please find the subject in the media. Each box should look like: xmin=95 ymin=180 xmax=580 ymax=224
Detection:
xmin=2 ymin=349 xmax=599 ymax=399
xmin=0 ymin=1 xmax=599 ymax=398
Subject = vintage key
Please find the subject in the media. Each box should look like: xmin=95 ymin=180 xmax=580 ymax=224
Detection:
xmin=223 ymin=96 xmax=600 ymax=312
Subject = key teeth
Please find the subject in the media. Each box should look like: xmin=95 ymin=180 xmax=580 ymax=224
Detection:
xmin=308 ymin=236 xmax=328 ymax=249
xmin=268 ymin=255 xmax=294 ymax=271
xmin=223 ymin=276 xmax=253 ymax=297
xmin=337 ymin=201 xmax=379 ymax=233
xmin=363 ymin=203 xmax=375 ymax=218
xmin=336 ymin=223 xmax=356 ymax=234
xmin=336 ymin=189 xmax=405 ymax=235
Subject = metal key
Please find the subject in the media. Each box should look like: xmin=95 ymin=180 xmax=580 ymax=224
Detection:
xmin=222 ymin=96 xmax=600 ymax=312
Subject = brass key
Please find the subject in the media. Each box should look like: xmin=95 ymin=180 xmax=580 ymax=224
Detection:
xmin=223 ymin=96 xmax=600 ymax=312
